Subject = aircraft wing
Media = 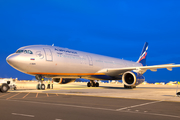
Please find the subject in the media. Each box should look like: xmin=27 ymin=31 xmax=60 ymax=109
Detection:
xmin=97 ymin=64 xmax=180 ymax=76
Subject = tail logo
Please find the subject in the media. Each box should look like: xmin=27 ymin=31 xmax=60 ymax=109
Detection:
xmin=137 ymin=46 xmax=148 ymax=64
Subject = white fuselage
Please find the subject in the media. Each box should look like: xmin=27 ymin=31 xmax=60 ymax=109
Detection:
xmin=6 ymin=45 xmax=142 ymax=80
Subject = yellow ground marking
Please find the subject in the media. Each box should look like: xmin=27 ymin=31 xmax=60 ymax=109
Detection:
xmin=6 ymin=92 xmax=21 ymax=100
xmin=46 ymin=93 xmax=49 ymax=97
xmin=0 ymin=93 xmax=11 ymax=97
xmin=36 ymin=93 xmax=38 ymax=98
xmin=7 ymin=91 xmax=180 ymax=103
xmin=22 ymin=92 xmax=30 ymax=99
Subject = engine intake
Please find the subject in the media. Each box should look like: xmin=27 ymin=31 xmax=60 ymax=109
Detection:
xmin=122 ymin=71 xmax=145 ymax=87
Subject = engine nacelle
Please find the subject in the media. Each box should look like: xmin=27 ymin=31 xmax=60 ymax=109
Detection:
xmin=52 ymin=78 xmax=76 ymax=84
xmin=122 ymin=71 xmax=145 ymax=87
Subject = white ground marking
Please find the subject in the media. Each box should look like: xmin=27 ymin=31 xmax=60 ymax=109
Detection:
xmin=116 ymin=101 xmax=161 ymax=111
xmin=123 ymin=110 xmax=180 ymax=119
xmin=55 ymin=119 xmax=62 ymax=120
xmin=6 ymin=99 xmax=121 ymax=111
xmin=2 ymin=99 xmax=180 ymax=119
xmin=12 ymin=113 xmax=35 ymax=117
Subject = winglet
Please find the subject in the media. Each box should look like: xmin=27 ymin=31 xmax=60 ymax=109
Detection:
xmin=137 ymin=42 xmax=148 ymax=66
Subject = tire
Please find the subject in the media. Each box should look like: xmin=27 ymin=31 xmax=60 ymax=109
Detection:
xmin=95 ymin=83 xmax=99 ymax=87
xmin=14 ymin=86 xmax=17 ymax=90
xmin=91 ymin=82 xmax=96 ymax=87
xmin=87 ymin=82 xmax=91 ymax=87
xmin=41 ymin=84 xmax=45 ymax=90
xmin=1 ymin=84 xmax=9 ymax=93
xmin=37 ymin=84 xmax=40 ymax=90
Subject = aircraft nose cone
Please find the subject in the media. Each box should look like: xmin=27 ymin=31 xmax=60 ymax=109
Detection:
xmin=6 ymin=54 xmax=17 ymax=65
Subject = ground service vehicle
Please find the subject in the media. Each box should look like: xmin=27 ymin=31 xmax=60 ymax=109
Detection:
xmin=0 ymin=78 xmax=17 ymax=93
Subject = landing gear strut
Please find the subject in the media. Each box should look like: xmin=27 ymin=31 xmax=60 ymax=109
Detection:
xmin=87 ymin=80 xmax=99 ymax=87
xmin=36 ymin=75 xmax=45 ymax=90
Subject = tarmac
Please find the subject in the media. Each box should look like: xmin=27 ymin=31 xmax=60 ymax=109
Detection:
xmin=9 ymin=81 xmax=180 ymax=102
xmin=1 ymin=81 xmax=180 ymax=120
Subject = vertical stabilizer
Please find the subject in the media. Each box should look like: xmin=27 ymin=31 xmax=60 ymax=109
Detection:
xmin=137 ymin=42 xmax=148 ymax=66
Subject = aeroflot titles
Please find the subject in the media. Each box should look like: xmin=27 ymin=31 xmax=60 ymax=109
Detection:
xmin=55 ymin=48 xmax=77 ymax=54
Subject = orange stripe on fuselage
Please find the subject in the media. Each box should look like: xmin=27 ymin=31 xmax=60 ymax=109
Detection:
xmin=26 ymin=72 xmax=105 ymax=76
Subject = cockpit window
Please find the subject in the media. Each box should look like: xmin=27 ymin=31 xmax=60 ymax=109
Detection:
xmin=28 ymin=50 xmax=33 ymax=54
xmin=24 ymin=50 xmax=27 ymax=54
xmin=16 ymin=50 xmax=33 ymax=54
xmin=16 ymin=50 xmax=24 ymax=53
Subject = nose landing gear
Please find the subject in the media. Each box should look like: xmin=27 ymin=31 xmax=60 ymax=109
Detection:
xmin=37 ymin=82 xmax=45 ymax=90
xmin=36 ymin=75 xmax=45 ymax=90
xmin=87 ymin=80 xmax=99 ymax=87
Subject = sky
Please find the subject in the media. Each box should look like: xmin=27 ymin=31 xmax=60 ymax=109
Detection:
xmin=0 ymin=0 xmax=180 ymax=83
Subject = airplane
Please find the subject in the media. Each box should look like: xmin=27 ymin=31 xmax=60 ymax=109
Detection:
xmin=5 ymin=42 xmax=180 ymax=92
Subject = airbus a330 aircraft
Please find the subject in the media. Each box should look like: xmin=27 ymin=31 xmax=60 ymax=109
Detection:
xmin=5 ymin=42 xmax=180 ymax=92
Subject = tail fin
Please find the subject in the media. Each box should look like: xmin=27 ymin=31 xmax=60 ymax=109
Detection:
xmin=137 ymin=42 xmax=148 ymax=66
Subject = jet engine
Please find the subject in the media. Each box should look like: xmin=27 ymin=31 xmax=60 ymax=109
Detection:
xmin=122 ymin=71 xmax=145 ymax=88
xmin=52 ymin=78 xmax=76 ymax=84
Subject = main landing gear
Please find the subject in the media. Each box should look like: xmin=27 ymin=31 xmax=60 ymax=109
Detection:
xmin=87 ymin=80 xmax=99 ymax=87
xmin=36 ymin=75 xmax=45 ymax=90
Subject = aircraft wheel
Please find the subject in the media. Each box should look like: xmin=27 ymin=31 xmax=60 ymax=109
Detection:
xmin=1 ymin=83 xmax=9 ymax=93
xmin=87 ymin=82 xmax=91 ymax=87
xmin=41 ymin=84 xmax=45 ymax=90
xmin=91 ymin=82 xmax=96 ymax=87
xmin=37 ymin=84 xmax=41 ymax=90
xmin=95 ymin=83 xmax=99 ymax=87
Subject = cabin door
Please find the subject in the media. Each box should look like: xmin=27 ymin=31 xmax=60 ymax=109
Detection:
xmin=43 ymin=48 xmax=53 ymax=61
xmin=87 ymin=55 xmax=93 ymax=66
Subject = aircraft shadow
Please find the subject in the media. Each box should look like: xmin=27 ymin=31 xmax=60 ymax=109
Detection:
xmin=99 ymin=86 xmax=125 ymax=89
